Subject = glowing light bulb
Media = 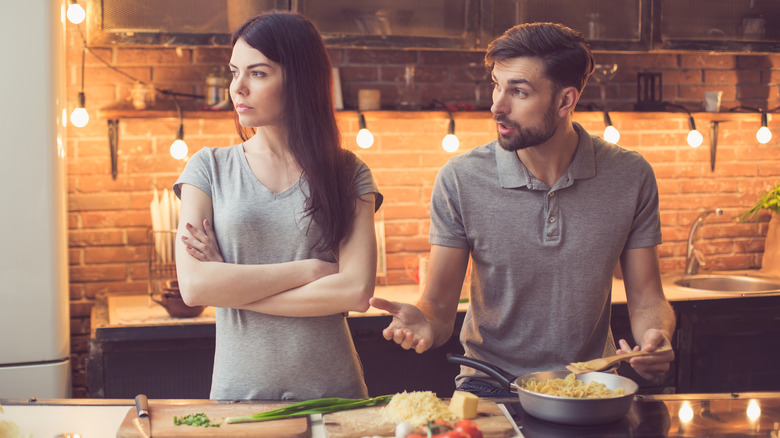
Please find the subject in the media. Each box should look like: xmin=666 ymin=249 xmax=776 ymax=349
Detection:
xmin=604 ymin=125 xmax=620 ymax=143
xmin=757 ymin=126 xmax=772 ymax=144
xmin=687 ymin=129 xmax=703 ymax=148
xmin=70 ymin=107 xmax=89 ymax=127
xmin=442 ymin=133 xmax=459 ymax=152
xmin=356 ymin=128 xmax=374 ymax=149
xmin=170 ymin=139 xmax=188 ymax=159
xmin=678 ymin=401 xmax=694 ymax=423
xmin=747 ymin=399 xmax=761 ymax=422
xmin=67 ymin=2 xmax=86 ymax=24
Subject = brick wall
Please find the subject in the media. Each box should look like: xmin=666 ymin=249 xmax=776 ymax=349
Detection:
xmin=65 ymin=22 xmax=780 ymax=396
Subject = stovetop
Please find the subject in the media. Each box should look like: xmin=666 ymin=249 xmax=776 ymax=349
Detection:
xmin=502 ymin=394 xmax=780 ymax=437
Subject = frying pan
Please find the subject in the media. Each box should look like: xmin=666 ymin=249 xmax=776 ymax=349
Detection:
xmin=447 ymin=353 xmax=639 ymax=425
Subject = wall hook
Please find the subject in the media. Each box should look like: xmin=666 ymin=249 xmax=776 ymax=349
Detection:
xmin=108 ymin=119 xmax=119 ymax=179
xmin=709 ymin=120 xmax=719 ymax=172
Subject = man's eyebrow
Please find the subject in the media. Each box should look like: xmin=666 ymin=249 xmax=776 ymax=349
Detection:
xmin=507 ymin=78 xmax=531 ymax=85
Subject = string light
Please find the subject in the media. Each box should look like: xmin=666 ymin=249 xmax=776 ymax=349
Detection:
xmin=665 ymin=102 xmax=702 ymax=148
xmin=757 ymin=110 xmax=772 ymax=144
xmin=686 ymin=116 xmax=703 ymax=148
xmin=66 ymin=0 xmax=85 ymax=24
xmin=434 ymin=100 xmax=459 ymax=152
xmin=603 ymin=110 xmax=620 ymax=144
xmin=70 ymin=46 xmax=88 ymax=127
xmin=169 ymin=98 xmax=188 ymax=159
xmin=356 ymin=112 xmax=374 ymax=149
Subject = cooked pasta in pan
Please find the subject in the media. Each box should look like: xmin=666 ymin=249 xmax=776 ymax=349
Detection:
xmin=520 ymin=373 xmax=625 ymax=399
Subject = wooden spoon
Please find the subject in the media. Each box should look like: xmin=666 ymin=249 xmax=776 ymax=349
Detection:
xmin=566 ymin=345 xmax=672 ymax=375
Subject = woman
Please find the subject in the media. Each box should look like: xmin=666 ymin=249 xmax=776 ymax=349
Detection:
xmin=173 ymin=10 xmax=382 ymax=400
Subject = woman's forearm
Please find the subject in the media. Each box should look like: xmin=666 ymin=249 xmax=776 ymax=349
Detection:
xmin=176 ymin=256 xmax=337 ymax=308
xmin=237 ymin=266 xmax=375 ymax=317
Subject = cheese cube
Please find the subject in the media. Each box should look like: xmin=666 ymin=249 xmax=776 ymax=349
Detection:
xmin=449 ymin=390 xmax=479 ymax=419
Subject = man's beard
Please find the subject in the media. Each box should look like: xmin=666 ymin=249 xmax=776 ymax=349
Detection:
xmin=495 ymin=104 xmax=558 ymax=152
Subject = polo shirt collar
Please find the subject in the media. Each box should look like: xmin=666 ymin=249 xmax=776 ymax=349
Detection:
xmin=496 ymin=121 xmax=596 ymax=189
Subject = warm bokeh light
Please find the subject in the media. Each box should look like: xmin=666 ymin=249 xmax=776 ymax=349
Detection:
xmin=687 ymin=129 xmax=703 ymax=148
xmin=170 ymin=139 xmax=188 ymax=160
xmin=747 ymin=399 xmax=761 ymax=422
xmin=442 ymin=133 xmax=459 ymax=152
xmin=756 ymin=126 xmax=772 ymax=144
xmin=356 ymin=128 xmax=374 ymax=149
xmin=604 ymin=125 xmax=620 ymax=144
xmin=678 ymin=401 xmax=694 ymax=423
xmin=70 ymin=107 xmax=89 ymax=128
xmin=66 ymin=2 xmax=86 ymax=24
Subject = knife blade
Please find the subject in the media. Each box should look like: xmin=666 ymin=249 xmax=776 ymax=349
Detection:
xmin=134 ymin=394 xmax=151 ymax=438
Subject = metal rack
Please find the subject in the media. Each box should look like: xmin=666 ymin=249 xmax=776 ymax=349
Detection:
xmin=148 ymin=229 xmax=177 ymax=298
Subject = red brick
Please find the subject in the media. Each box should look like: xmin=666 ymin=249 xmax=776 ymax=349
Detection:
xmin=69 ymin=265 xmax=127 ymax=282
xmin=85 ymin=246 xmax=148 ymax=264
xmin=115 ymin=48 xmax=193 ymax=66
xmin=68 ymin=229 xmax=125 ymax=247
xmin=345 ymin=49 xmax=417 ymax=64
xmin=680 ymin=54 xmax=735 ymax=69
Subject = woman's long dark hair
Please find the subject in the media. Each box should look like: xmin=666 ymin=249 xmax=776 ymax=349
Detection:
xmin=231 ymin=11 xmax=359 ymax=254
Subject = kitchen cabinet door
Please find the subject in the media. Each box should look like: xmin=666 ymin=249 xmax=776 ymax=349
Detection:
xmin=675 ymin=296 xmax=780 ymax=393
xmin=480 ymin=0 xmax=650 ymax=51
xmin=295 ymin=0 xmax=479 ymax=50
xmin=659 ymin=0 xmax=780 ymax=52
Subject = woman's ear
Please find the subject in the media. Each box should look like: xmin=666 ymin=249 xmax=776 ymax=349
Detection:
xmin=556 ymin=86 xmax=580 ymax=118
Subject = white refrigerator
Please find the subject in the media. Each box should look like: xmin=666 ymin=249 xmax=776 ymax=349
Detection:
xmin=0 ymin=0 xmax=71 ymax=398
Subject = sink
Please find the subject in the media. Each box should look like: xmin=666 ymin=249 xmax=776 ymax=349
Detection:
xmin=663 ymin=272 xmax=780 ymax=295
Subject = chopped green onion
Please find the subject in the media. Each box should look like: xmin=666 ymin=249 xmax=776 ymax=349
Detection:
xmin=173 ymin=412 xmax=221 ymax=427
xmin=225 ymin=395 xmax=393 ymax=424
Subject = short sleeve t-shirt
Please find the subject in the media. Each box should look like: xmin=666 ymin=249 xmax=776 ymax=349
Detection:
xmin=174 ymin=144 xmax=382 ymax=400
xmin=429 ymin=122 xmax=662 ymax=385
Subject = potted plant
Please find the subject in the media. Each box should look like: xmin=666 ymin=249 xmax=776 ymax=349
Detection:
xmin=739 ymin=183 xmax=780 ymax=275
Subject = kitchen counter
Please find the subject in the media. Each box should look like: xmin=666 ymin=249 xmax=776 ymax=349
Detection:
xmin=96 ymin=274 xmax=767 ymax=331
xmin=2 ymin=393 xmax=779 ymax=437
xmin=88 ymin=275 xmax=780 ymax=399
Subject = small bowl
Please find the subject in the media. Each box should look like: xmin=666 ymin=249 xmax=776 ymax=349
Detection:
xmin=160 ymin=293 xmax=205 ymax=318
xmin=154 ymin=279 xmax=205 ymax=318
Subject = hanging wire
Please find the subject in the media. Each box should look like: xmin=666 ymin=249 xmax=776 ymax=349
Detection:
xmin=76 ymin=28 xmax=204 ymax=101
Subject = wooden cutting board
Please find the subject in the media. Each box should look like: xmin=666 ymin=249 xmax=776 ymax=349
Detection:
xmin=116 ymin=402 xmax=309 ymax=437
xmin=323 ymin=399 xmax=516 ymax=438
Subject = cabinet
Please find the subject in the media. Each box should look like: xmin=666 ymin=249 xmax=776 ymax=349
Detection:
xmin=674 ymin=295 xmax=780 ymax=393
xmin=86 ymin=0 xmax=780 ymax=52
xmin=88 ymin=293 xmax=780 ymax=398
xmin=659 ymin=0 xmax=780 ymax=52
xmin=481 ymin=0 xmax=650 ymax=52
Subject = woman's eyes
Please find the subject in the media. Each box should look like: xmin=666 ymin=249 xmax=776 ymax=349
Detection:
xmin=229 ymin=70 xmax=267 ymax=78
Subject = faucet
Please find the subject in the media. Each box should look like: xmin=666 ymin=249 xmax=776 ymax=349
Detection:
xmin=685 ymin=208 xmax=723 ymax=275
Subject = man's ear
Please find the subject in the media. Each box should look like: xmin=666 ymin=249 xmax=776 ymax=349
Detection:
xmin=556 ymin=86 xmax=580 ymax=118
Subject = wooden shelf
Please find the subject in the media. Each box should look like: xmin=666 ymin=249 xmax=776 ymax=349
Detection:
xmin=98 ymin=102 xmax=769 ymax=122
xmin=97 ymin=102 xmax=232 ymax=120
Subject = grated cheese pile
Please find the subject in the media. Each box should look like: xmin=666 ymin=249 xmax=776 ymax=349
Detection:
xmin=381 ymin=391 xmax=458 ymax=427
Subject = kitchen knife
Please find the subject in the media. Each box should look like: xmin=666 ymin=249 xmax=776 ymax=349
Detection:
xmin=134 ymin=394 xmax=152 ymax=438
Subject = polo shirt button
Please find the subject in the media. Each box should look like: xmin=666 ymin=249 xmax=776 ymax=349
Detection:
xmin=549 ymin=192 xmax=555 ymax=197
xmin=549 ymin=216 xmax=556 ymax=223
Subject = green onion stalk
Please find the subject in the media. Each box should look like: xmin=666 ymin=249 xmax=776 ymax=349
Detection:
xmin=225 ymin=395 xmax=393 ymax=424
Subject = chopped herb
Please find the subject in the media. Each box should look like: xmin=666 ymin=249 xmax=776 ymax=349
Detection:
xmin=173 ymin=412 xmax=221 ymax=427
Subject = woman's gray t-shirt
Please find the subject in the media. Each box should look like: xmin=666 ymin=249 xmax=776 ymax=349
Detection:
xmin=174 ymin=144 xmax=381 ymax=400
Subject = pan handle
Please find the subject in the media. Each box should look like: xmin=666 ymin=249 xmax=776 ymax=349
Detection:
xmin=446 ymin=353 xmax=517 ymax=391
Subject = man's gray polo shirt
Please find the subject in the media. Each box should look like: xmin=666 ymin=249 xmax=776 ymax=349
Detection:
xmin=429 ymin=122 xmax=662 ymax=386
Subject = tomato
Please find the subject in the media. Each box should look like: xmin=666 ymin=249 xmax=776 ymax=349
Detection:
xmin=434 ymin=432 xmax=469 ymax=438
xmin=454 ymin=419 xmax=483 ymax=438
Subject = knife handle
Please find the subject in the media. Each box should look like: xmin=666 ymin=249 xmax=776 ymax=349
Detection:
xmin=135 ymin=394 xmax=149 ymax=417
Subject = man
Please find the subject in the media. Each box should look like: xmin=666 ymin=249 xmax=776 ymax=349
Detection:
xmin=369 ymin=22 xmax=675 ymax=397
